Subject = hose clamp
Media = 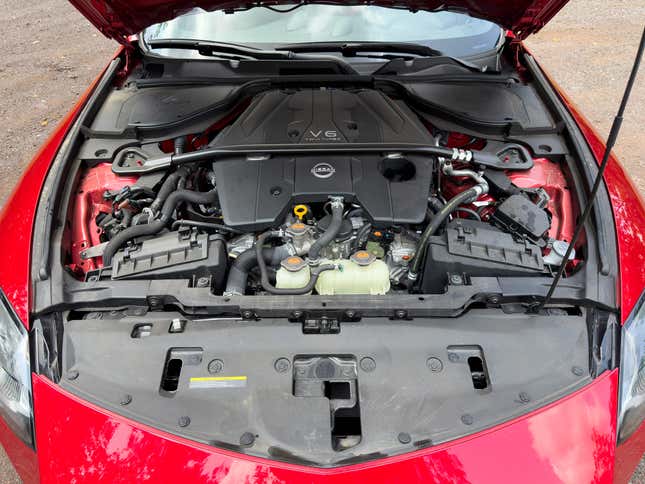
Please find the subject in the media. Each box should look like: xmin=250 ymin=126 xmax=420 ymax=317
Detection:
xmin=142 ymin=207 xmax=158 ymax=222
xmin=328 ymin=196 xmax=345 ymax=208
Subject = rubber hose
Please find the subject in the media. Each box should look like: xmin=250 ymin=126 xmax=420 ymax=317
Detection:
xmin=225 ymin=245 xmax=292 ymax=296
xmin=427 ymin=196 xmax=445 ymax=215
xmin=103 ymin=189 xmax=217 ymax=266
xmin=102 ymin=219 xmax=165 ymax=266
xmin=158 ymin=189 xmax=218 ymax=223
xmin=150 ymin=165 xmax=191 ymax=213
xmin=309 ymin=201 xmax=344 ymax=262
xmin=171 ymin=220 xmax=244 ymax=234
xmin=256 ymin=232 xmax=335 ymax=295
xmin=409 ymin=187 xmax=482 ymax=278
xmin=120 ymin=209 xmax=134 ymax=228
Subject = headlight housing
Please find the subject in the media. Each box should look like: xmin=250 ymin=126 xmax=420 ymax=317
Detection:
xmin=0 ymin=290 xmax=33 ymax=448
xmin=618 ymin=291 xmax=645 ymax=443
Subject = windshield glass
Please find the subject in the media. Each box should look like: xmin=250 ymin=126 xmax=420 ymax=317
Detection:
xmin=143 ymin=6 xmax=501 ymax=59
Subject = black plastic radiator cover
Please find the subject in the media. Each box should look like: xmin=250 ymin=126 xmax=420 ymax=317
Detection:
xmin=60 ymin=310 xmax=589 ymax=467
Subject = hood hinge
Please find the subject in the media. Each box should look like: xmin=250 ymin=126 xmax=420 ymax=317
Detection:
xmin=508 ymin=38 xmax=529 ymax=77
xmin=116 ymin=41 xmax=136 ymax=81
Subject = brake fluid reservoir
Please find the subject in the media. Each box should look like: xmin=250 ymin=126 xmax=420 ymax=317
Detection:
xmin=315 ymin=251 xmax=390 ymax=295
xmin=276 ymin=257 xmax=311 ymax=291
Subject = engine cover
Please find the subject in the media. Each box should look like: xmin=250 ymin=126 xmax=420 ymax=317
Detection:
xmin=212 ymin=88 xmax=435 ymax=230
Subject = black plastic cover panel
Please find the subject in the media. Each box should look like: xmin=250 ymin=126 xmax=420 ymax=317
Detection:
xmin=408 ymin=82 xmax=556 ymax=131
xmin=214 ymin=155 xmax=433 ymax=230
xmin=491 ymin=194 xmax=551 ymax=243
xmin=90 ymin=85 xmax=238 ymax=133
xmin=212 ymin=88 xmax=434 ymax=230
xmin=60 ymin=311 xmax=590 ymax=467
xmin=212 ymin=88 xmax=432 ymax=145
xmin=422 ymin=219 xmax=544 ymax=293
xmin=110 ymin=231 xmax=227 ymax=291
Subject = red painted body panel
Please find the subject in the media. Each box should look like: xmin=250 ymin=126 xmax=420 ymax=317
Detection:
xmin=32 ymin=372 xmax=618 ymax=483
xmin=68 ymin=163 xmax=138 ymax=274
xmin=507 ymin=157 xmax=576 ymax=243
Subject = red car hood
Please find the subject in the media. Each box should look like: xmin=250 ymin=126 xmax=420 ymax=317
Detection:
xmin=26 ymin=371 xmax=619 ymax=483
xmin=68 ymin=0 xmax=567 ymax=43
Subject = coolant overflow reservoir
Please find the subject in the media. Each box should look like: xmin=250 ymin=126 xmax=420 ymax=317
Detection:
xmin=276 ymin=256 xmax=311 ymax=291
xmin=316 ymin=252 xmax=390 ymax=295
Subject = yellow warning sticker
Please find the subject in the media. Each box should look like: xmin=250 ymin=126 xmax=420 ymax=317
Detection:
xmin=189 ymin=376 xmax=247 ymax=389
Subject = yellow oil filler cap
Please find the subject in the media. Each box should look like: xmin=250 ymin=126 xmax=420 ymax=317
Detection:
xmin=294 ymin=205 xmax=308 ymax=221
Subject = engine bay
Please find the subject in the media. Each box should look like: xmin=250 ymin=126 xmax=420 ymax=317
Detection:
xmin=29 ymin=36 xmax=621 ymax=468
xmin=63 ymin=86 xmax=578 ymax=299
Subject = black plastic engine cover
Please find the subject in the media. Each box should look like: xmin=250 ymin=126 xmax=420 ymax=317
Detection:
xmin=213 ymin=88 xmax=432 ymax=145
xmin=212 ymin=89 xmax=434 ymax=230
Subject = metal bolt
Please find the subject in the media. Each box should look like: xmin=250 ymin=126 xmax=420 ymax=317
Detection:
xmin=291 ymin=310 xmax=303 ymax=320
xmin=571 ymin=366 xmax=584 ymax=377
xmin=178 ymin=416 xmax=191 ymax=428
xmin=426 ymin=357 xmax=443 ymax=372
xmin=345 ymin=310 xmax=356 ymax=319
xmin=240 ymin=432 xmax=255 ymax=446
xmin=120 ymin=394 xmax=132 ymax=406
xmin=208 ymin=359 xmax=224 ymax=375
xmin=450 ymin=274 xmax=463 ymax=285
xmin=242 ymin=310 xmax=254 ymax=320
xmin=447 ymin=352 xmax=459 ymax=363
xmin=397 ymin=432 xmax=412 ymax=444
xmin=148 ymin=296 xmax=162 ymax=309
xmin=360 ymin=357 xmax=376 ymax=373
xmin=88 ymin=275 xmax=99 ymax=282
xmin=461 ymin=414 xmax=474 ymax=426
xmin=394 ymin=309 xmax=407 ymax=320
xmin=488 ymin=295 xmax=501 ymax=305
xmin=518 ymin=392 xmax=530 ymax=404
xmin=66 ymin=369 xmax=79 ymax=381
xmin=197 ymin=277 xmax=210 ymax=288
xmin=274 ymin=358 xmax=291 ymax=374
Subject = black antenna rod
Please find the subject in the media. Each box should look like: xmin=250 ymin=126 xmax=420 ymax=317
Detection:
xmin=536 ymin=26 xmax=645 ymax=313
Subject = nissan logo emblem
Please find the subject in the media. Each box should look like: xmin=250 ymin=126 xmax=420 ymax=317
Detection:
xmin=311 ymin=163 xmax=336 ymax=179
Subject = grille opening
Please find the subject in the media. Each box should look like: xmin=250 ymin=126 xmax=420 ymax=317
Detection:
xmin=131 ymin=323 xmax=153 ymax=338
xmin=332 ymin=405 xmax=362 ymax=451
xmin=324 ymin=381 xmax=351 ymax=400
xmin=161 ymin=358 xmax=183 ymax=392
xmin=467 ymin=356 xmax=488 ymax=390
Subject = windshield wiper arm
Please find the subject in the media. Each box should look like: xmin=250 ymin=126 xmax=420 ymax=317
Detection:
xmin=146 ymin=39 xmax=294 ymax=60
xmin=276 ymin=42 xmax=443 ymax=58
xmin=276 ymin=41 xmax=485 ymax=72
xmin=145 ymin=38 xmax=359 ymax=74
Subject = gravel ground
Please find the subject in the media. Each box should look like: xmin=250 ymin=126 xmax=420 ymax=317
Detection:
xmin=0 ymin=0 xmax=643 ymax=482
